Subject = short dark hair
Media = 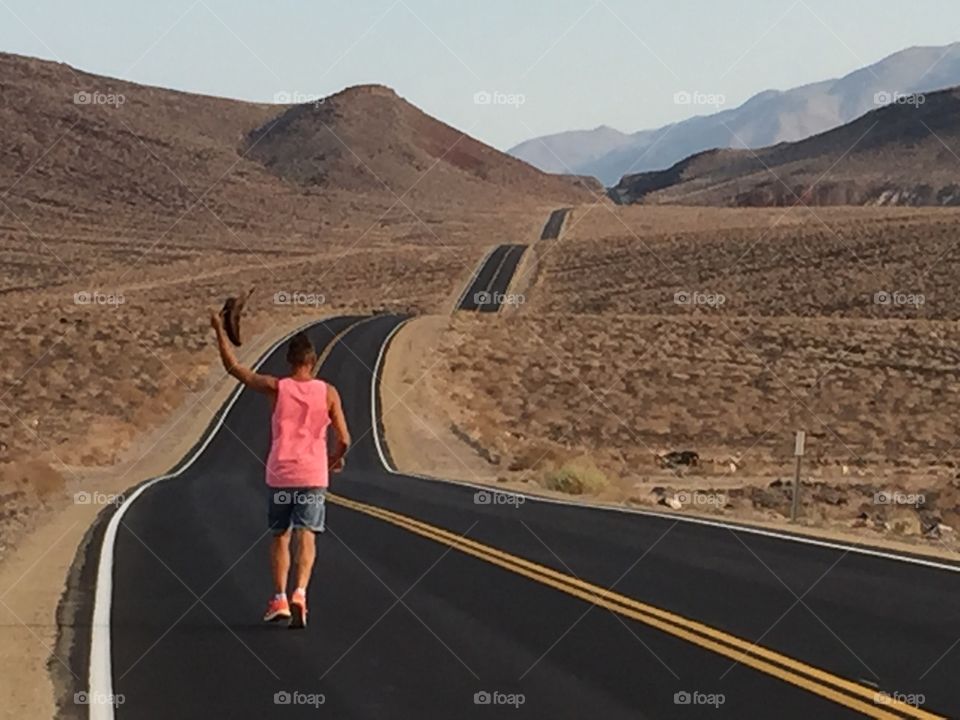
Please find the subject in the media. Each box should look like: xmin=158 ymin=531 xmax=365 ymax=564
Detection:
xmin=287 ymin=332 xmax=316 ymax=368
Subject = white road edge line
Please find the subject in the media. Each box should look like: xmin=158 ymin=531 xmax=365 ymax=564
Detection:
xmin=452 ymin=246 xmax=495 ymax=311
xmin=88 ymin=319 xmax=329 ymax=720
xmin=369 ymin=320 xmax=960 ymax=575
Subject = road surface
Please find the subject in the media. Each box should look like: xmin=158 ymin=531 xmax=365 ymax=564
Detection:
xmin=455 ymin=244 xmax=526 ymax=312
xmin=540 ymin=208 xmax=571 ymax=239
xmin=76 ymin=315 xmax=960 ymax=719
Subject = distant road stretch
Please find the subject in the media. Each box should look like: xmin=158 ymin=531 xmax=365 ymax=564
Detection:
xmin=540 ymin=207 xmax=571 ymax=239
xmin=455 ymin=243 xmax=526 ymax=312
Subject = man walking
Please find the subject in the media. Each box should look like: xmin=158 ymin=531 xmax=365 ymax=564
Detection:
xmin=211 ymin=314 xmax=350 ymax=628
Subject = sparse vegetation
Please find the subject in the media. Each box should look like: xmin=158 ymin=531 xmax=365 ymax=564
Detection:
xmin=542 ymin=458 xmax=609 ymax=495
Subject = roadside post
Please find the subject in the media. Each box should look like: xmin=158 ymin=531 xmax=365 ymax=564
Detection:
xmin=791 ymin=431 xmax=805 ymax=522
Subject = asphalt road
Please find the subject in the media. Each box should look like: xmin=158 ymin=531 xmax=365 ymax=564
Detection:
xmin=455 ymin=244 xmax=526 ymax=312
xmin=540 ymin=207 xmax=571 ymax=239
xmin=80 ymin=315 xmax=960 ymax=719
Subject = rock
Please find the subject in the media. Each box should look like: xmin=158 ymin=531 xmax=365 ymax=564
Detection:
xmin=813 ymin=486 xmax=846 ymax=506
xmin=657 ymin=450 xmax=699 ymax=469
xmin=666 ymin=496 xmax=683 ymax=511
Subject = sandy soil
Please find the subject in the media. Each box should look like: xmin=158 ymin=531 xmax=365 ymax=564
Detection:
xmin=378 ymin=204 xmax=960 ymax=559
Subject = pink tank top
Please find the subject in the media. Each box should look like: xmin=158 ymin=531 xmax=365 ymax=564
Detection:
xmin=265 ymin=378 xmax=331 ymax=488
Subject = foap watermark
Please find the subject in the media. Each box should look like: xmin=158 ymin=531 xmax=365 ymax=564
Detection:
xmin=874 ymin=490 xmax=925 ymax=507
xmin=473 ymin=690 xmax=525 ymax=708
xmin=74 ymin=90 xmax=126 ymax=107
xmin=273 ymin=490 xmax=325 ymax=505
xmin=274 ymin=90 xmax=326 ymax=107
xmin=673 ymin=90 xmax=725 ymax=109
xmin=674 ymin=290 xmax=725 ymax=308
xmin=874 ymin=690 xmax=926 ymax=708
xmin=74 ymin=691 xmax=125 ymax=707
xmin=676 ymin=491 xmax=727 ymax=508
xmin=274 ymin=290 xmax=326 ymax=307
xmin=874 ymin=90 xmax=925 ymax=108
xmin=473 ymin=90 xmax=526 ymax=108
xmin=474 ymin=291 xmax=525 ymax=307
xmin=273 ymin=690 xmax=325 ymax=708
xmin=74 ymin=290 xmax=125 ymax=306
xmin=73 ymin=491 xmax=125 ymax=506
xmin=674 ymin=690 xmax=725 ymax=708
xmin=874 ymin=291 xmax=924 ymax=308
xmin=474 ymin=490 xmax=525 ymax=508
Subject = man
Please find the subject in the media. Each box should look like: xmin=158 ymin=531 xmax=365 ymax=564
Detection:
xmin=211 ymin=313 xmax=350 ymax=629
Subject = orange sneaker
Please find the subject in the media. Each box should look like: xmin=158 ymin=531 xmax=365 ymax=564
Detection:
xmin=289 ymin=589 xmax=307 ymax=629
xmin=263 ymin=595 xmax=291 ymax=622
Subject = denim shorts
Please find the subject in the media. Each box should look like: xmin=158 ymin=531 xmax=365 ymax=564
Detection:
xmin=267 ymin=487 xmax=327 ymax=534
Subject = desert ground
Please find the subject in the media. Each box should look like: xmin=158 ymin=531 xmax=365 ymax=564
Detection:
xmin=381 ymin=202 xmax=960 ymax=554
xmin=0 ymin=201 xmax=559 ymax=556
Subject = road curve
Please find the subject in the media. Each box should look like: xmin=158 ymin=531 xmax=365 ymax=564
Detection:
xmin=456 ymin=244 xmax=526 ymax=312
xmin=75 ymin=315 xmax=960 ymax=719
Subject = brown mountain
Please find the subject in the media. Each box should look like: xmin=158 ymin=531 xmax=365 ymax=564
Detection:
xmin=0 ymin=52 xmax=592 ymax=240
xmin=246 ymin=84 xmax=598 ymax=200
xmin=611 ymin=85 xmax=960 ymax=207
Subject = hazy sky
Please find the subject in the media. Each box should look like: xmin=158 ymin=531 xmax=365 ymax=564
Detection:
xmin=2 ymin=0 xmax=959 ymax=149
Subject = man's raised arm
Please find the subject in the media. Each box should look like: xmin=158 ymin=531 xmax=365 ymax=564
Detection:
xmin=210 ymin=311 xmax=278 ymax=395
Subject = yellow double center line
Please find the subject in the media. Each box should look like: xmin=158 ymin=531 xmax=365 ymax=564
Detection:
xmin=329 ymin=493 xmax=942 ymax=720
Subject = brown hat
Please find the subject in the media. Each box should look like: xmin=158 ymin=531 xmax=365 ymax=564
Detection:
xmin=220 ymin=288 xmax=254 ymax=346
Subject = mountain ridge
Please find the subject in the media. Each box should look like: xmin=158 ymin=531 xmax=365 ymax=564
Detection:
xmin=510 ymin=42 xmax=960 ymax=186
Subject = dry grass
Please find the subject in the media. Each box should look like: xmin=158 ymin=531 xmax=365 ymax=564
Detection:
xmin=398 ymin=204 xmax=960 ymax=547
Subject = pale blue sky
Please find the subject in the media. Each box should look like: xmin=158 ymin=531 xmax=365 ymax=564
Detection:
xmin=2 ymin=0 xmax=959 ymax=148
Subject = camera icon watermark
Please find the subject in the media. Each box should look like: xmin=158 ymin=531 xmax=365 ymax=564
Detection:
xmin=474 ymin=291 xmax=524 ymax=307
xmin=873 ymin=290 xmax=924 ymax=308
xmin=473 ymin=690 xmax=525 ymax=708
xmin=874 ymin=491 xmax=925 ymax=507
xmin=873 ymin=90 xmax=925 ymax=107
xmin=74 ymin=290 xmax=125 ymax=306
xmin=73 ymin=490 xmax=125 ymax=506
xmin=674 ymin=290 xmax=725 ymax=308
xmin=673 ymin=690 xmax=725 ymax=707
xmin=274 ymin=290 xmax=326 ymax=307
xmin=273 ymin=690 xmax=325 ymax=707
xmin=874 ymin=690 xmax=925 ymax=708
xmin=74 ymin=91 xmax=126 ymax=107
xmin=74 ymin=691 xmax=125 ymax=707
xmin=474 ymin=490 xmax=525 ymax=508
xmin=274 ymin=90 xmax=326 ymax=108
xmin=675 ymin=491 xmax=727 ymax=508
xmin=473 ymin=90 xmax=526 ymax=108
xmin=673 ymin=90 xmax=725 ymax=109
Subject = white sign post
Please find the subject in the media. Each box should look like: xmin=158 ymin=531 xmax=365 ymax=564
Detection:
xmin=791 ymin=431 xmax=806 ymax=522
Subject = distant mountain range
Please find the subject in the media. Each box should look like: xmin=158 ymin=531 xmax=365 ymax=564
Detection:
xmin=610 ymin=84 xmax=960 ymax=207
xmin=509 ymin=43 xmax=960 ymax=186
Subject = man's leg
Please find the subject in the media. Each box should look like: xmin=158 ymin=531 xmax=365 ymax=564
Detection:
xmin=292 ymin=529 xmax=316 ymax=591
xmin=271 ymin=531 xmax=292 ymax=594
xmin=288 ymin=488 xmax=324 ymax=628
xmin=264 ymin=488 xmax=294 ymax=621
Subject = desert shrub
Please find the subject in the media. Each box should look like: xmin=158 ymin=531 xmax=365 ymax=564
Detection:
xmin=542 ymin=458 xmax=609 ymax=495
